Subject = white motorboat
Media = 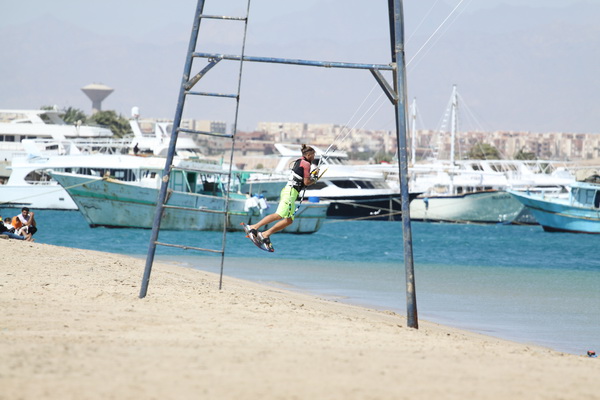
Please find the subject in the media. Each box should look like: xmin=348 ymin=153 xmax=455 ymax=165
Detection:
xmin=407 ymin=160 xmax=520 ymax=223
xmin=0 ymin=108 xmax=204 ymax=210
xmin=0 ymin=108 xmax=114 ymax=162
xmin=363 ymin=86 xmax=576 ymax=224
xmin=0 ymin=139 xmax=133 ymax=210
xmin=127 ymin=107 xmax=201 ymax=159
xmin=364 ymin=158 xmax=575 ymax=224
xmin=409 ymin=159 xmax=574 ymax=223
xmin=242 ymin=143 xmax=418 ymax=221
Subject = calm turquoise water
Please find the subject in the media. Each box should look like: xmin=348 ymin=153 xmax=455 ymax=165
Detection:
xmin=6 ymin=208 xmax=599 ymax=356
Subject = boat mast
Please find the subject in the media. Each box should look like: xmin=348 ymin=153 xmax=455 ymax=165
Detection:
xmin=450 ymin=84 xmax=458 ymax=165
xmin=410 ymin=97 xmax=417 ymax=165
xmin=449 ymin=84 xmax=458 ymax=194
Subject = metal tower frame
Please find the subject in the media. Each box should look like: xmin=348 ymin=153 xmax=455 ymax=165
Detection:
xmin=139 ymin=0 xmax=418 ymax=329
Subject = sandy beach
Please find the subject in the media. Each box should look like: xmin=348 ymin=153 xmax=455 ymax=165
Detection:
xmin=1 ymin=240 xmax=598 ymax=400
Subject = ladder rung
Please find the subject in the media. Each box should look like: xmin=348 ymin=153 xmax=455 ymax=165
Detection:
xmin=163 ymin=204 xmax=227 ymax=214
xmin=177 ymin=128 xmax=234 ymax=139
xmin=199 ymin=14 xmax=247 ymax=21
xmin=186 ymin=90 xmax=238 ymax=99
xmin=155 ymin=241 xmax=224 ymax=254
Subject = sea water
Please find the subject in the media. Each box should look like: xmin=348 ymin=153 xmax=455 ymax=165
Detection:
xmin=7 ymin=209 xmax=599 ymax=356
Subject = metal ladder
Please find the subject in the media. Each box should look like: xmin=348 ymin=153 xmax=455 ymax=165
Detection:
xmin=139 ymin=0 xmax=418 ymax=329
xmin=139 ymin=0 xmax=251 ymax=297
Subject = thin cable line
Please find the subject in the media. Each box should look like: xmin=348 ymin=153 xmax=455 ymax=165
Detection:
xmin=407 ymin=0 xmax=467 ymax=67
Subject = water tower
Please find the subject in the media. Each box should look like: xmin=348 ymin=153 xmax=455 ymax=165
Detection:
xmin=81 ymin=83 xmax=114 ymax=114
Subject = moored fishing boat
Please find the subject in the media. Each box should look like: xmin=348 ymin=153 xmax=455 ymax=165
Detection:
xmin=49 ymin=156 xmax=328 ymax=233
xmin=508 ymin=177 xmax=600 ymax=234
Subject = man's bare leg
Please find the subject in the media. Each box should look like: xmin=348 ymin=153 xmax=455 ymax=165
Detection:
xmin=262 ymin=218 xmax=293 ymax=239
xmin=249 ymin=213 xmax=281 ymax=231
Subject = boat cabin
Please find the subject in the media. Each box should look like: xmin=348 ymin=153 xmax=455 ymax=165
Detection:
xmin=572 ymin=181 xmax=600 ymax=208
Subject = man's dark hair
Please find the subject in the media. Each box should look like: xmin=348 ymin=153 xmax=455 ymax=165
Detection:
xmin=301 ymin=144 xmax=315 ymax=156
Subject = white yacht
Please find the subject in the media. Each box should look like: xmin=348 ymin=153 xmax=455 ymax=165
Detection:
xmin=1 ymin=139 xmax=136 ymax=210
xmin=242 ymin=143 xmax=418 ymax=221
xmin=364 ymin=85 xmax=576 ymax=224
xmin=0 ymin=108 xmax=203 ymax=210
xmin=127 ymin=107 xmax=201 ymax=159
xmin=363 ymin=158 xmax=575 ymax=224
xmin=0 ymin=108 xmax=113 ymax=162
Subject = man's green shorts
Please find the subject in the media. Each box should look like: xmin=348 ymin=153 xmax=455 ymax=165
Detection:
xmin=276 ymin=185 xmax=299 ymax=220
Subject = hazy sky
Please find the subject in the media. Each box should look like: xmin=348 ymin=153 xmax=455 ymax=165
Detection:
xmin=1 ymin=1 xmax=571 ymax=36
xmin=1 ymin=1 xmax=598 ymax=134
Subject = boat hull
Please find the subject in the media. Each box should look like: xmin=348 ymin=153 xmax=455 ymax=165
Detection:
xmin=410 ymin=190 xmax=524 ymax=223
xmin=51 ymin=173 xmax=328 ymax=233
xmin=243 ymin=181 xmax=420 ymax=221
xmin=509 ymin=190 xmax=600 ymax=234
xmin=320 ymin=194 xmax=417 ymax=221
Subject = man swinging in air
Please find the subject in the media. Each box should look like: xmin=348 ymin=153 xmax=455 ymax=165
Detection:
xmin=245 ymin=144 xmax=319 ymax=251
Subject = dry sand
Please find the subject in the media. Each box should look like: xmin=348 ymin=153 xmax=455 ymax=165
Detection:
xmin=1 ymin=240 xmax=598 ymax=400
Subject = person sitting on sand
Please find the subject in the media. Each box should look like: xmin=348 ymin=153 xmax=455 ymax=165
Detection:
xmin=0 ymin=215 xmax=25 ymax=240
xmin=246 ymin=144 xmax=319 ymax=250
xmin=3 ymin=217 xmax=15 ymax=233
xmin=12 ymin=207 xmax=37 ymax=242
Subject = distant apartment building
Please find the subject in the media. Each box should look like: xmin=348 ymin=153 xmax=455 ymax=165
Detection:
xmin=180 ymin=119 xmax=227 ymax=135
xmin=257 ymin=122 xmax=307 ymax=142
xmin=147 ymin=118 xmax=227 ymax=135
xmin=144 ymin=117 xmax=600 ymax=162
xmin=256 ymin=121 xmax=397 ymax=155
xmin=414 ymin=129 xmax=600 ymax=161
xmin=304 ymin=123 xmax=345 ymax=146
